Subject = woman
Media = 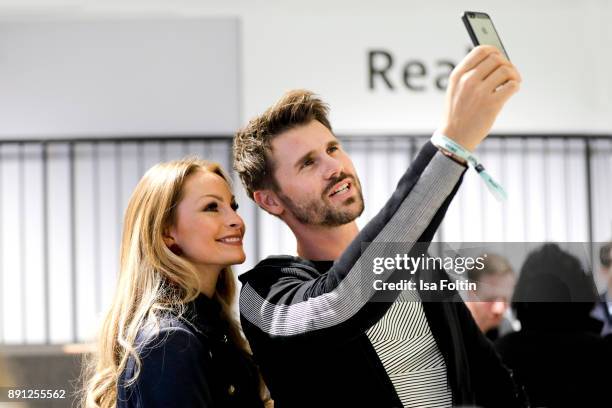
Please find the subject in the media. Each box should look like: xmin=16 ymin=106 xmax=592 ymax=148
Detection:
xmin=81 ymin=158 xmax=267 ymax=407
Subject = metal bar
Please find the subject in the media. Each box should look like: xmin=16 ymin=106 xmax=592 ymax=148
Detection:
xmin=227 ymin=140 xmax=234 ymax=181
xmin=182 ymin=140 xmax=189 ymax=157
xmin=562 ymin=140 xmax=571 ymax=240
xmin=0 ymin=135 xmax=235 ymax=144
xmin=115 ymin=142 xmax=123 ymax=245
xmin=385 ymin=137 xmax=393 ymax=199
xmin=500 ymin=138 xmax=507 ymax=242
xmin=161 ymin=140 xmax=168 ymax=161
xmin=19 ymin=143 xmax=26 ymax=341
xmin=542 ymin=139 xmax=550 ymax=239
xmin=137 ymin=141 xmax=144 ymax=177
xmin=93 ymin=142 xmax=101 ymax=316
xmin=0 ymin=133 xmax=611 ymax=145
xmin=69 ymin=142 xmax=77 ymax=343
xmin=479 ymin=145 xmax=486 ymax=240
xmin=1 ymin=133 xmax=611 ymax=347
xmin=365 ymin=139 xmax=372 ymax=219
xmin=409 ymin=137 xmax=417 ymax=161
xmin=609 ymin=140 xmax=612 ymax=238
xmin=521 ymin=137 xmax=529 ymax=241
xmin=253 ymin=198 xmax=261 ymax=262
xmin=0 ymin=143 xmax=4 ymax=343
xmin=41 ymin=142 xmax=50 ymax=344
xmin=202 ymin=139 xmax=210 ymax=161
xmin=585 ymin=138 xmax=595 ymax=268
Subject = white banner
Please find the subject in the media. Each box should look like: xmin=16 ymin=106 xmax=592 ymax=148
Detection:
xmin=242 ymin=3 xmax=612 ymax=133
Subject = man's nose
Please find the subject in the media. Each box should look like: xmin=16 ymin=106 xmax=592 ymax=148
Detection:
xmin=322 ymin=155 xmax=344 ymax=180
xmin=491 ymin=301 xmax=507 ymax=314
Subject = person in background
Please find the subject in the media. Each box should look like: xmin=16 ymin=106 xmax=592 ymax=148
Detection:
xmin=81 ymin=158 xmax=268 ymax=408
xmin=495 ymin=243 xmax=611 ymax=407
xmin=592 ymin=241 xmax=612 ymax=336
xmin=465 ymin=254 xmax=517 ymax=340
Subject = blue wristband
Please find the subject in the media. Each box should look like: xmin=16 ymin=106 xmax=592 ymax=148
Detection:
xmin=431 ymin=131 xmax=508 ymax=202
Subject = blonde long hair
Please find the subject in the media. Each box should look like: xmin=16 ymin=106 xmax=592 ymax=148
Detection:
xmin=81 ymin=157 xmax=250 ymax=408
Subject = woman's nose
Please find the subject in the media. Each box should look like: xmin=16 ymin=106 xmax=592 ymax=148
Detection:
xmin=227 ymin=211 xmax=245 ymax=230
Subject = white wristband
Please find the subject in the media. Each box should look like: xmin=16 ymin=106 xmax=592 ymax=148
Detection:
xmin=431 ymin=131 xmax=507 ymax=202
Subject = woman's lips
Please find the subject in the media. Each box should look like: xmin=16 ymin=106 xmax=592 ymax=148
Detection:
xmin=216 ymin=236 xmax=243 ymax=245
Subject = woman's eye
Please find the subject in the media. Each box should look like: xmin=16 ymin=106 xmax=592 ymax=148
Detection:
xmin=231 ymin=202 xmax=239 ymax=211
xmin=203 ymin=202 xmax=218 ymax=212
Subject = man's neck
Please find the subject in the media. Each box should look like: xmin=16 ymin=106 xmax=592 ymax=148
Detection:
xmin=293 ymin=221 xmax=359 ymax=261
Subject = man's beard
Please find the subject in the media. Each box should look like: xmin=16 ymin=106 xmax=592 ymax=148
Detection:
xmin=277 ymin=173 xmax=365 ymax=227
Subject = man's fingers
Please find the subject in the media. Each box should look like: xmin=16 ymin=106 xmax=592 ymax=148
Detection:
xmin=474 ymin=52 xmax=507 ymax=81
xmin=483 ymin=64 xmax=521 ymax=93
xmin=493 ymin=79 xmax=521 ymax=103
xmin=451 ymin=45 xmax=502 ymax=79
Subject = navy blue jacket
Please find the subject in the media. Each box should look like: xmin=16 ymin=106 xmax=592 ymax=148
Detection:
xmin=117 ymin=294 xmax=264 ymax=408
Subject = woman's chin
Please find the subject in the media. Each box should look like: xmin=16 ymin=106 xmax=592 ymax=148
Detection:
xmin=226 ymin=252 xmax=246 ymax=267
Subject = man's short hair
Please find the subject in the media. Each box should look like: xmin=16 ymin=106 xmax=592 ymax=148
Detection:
xmin=233 ymin=89 xmax=332 ymax=199
xmin=600 ymin=241 xmax=612 ymax=268
xmin=467 ymin=253 xmax=514 ymax=283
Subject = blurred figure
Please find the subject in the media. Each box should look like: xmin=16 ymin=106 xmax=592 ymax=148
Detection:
xmin=495 ymin=243 xmax=612 ymax=407
xmin=465 ymin=254 xmax=517 ymax=340
xmin=0 ymin=355 xmax=28 ymax=408
xmin=0 ymin=355 xmax=10 ymax=386
xmin=592 ymin=241 xmax=612 ymax=336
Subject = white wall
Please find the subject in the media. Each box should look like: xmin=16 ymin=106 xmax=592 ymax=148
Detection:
xmin=0 ymin=0 xmax=610 ymax=133
xmin=0 ymin=17 xmax=241 ymax=137
xmin=239 ymin=0 xmax=612 ymax=133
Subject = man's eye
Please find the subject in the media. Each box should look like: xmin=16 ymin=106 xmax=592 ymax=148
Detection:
xmin=302 ymin=158 xmax=314 ymax=167
xmin=203 ymin=202 xmax=218 ymax=212
xmin=328 ymin=145 xmax=339 ymax=153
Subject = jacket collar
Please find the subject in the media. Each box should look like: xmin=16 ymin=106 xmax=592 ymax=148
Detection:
xmin=183 ymin=293 xmax=228 ymax=341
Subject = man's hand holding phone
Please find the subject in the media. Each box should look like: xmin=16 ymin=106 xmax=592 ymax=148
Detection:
xmin=439 ymin=45 xmax=521 ymax=152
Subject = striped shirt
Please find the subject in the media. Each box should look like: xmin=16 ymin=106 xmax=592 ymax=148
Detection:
xmin=367 ymin=290 xmax=452 ymax=407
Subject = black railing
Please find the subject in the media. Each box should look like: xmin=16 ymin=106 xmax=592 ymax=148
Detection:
xmin=0 ymin=133 xmax=610 ymax=344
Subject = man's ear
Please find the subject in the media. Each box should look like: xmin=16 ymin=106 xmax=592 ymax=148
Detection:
xmin=253 ymin=189 xmax=285 ymax=216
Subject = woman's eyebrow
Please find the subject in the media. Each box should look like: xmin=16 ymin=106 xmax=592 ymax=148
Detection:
xmin=197 ymin=194 xmax=224 ymax=202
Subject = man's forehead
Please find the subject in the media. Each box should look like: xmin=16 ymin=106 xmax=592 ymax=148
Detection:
xmin=476 ymin=274 xmax=515 ymax=297
xmin=270 ymin=121 xmax=337 ymax=165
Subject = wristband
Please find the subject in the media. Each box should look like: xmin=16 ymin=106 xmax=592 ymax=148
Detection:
xmin=431 ymin=131 xmax=508 ymax=202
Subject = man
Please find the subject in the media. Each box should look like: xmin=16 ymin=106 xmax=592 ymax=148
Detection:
xmin=592 ymin=241 xmax=612 ymax=336
xmin=234 ymin=46 xmax=523 ymax=407
xmin=465 ymin=254 xmax=517 ymax=340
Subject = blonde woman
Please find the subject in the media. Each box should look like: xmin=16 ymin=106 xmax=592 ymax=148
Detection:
xmin=82 ymin=158 xmax=266 ymax=408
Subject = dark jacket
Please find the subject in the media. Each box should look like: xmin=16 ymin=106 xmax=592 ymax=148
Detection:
xmin=239 ymin=143 xmax=523 ymax=408
xmin=496 ymin=243 xmax=612 ymax=407
xmin=496 ymin=307 xmax=611 ymax=407
xmin=117 ymin=294 xmax=264 ymax=408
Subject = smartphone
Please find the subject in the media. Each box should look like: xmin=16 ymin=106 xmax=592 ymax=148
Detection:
xmin=462 ymin=11 xmax=510 ymax=60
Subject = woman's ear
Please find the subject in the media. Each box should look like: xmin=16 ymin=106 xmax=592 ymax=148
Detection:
xmin=253 ymin=189 xmax=285 ymax=216
xmin=162 ymin=226 xmax=177 ymax=248
xmin=163 ymin=228 xmax=183 ymax=256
